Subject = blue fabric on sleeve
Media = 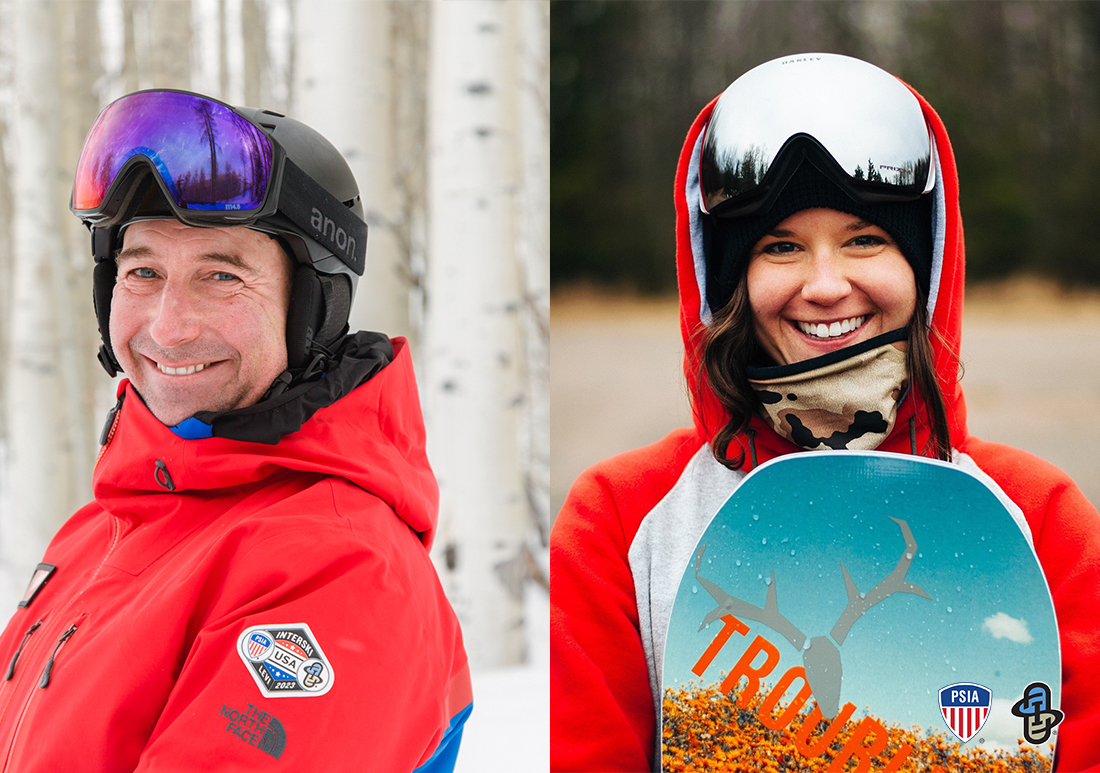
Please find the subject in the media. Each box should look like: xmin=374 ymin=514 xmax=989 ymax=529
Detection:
xmin=413 ymin=702 xmax=473 ymax=773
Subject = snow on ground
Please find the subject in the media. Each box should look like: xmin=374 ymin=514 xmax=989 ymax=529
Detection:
xmin=455 ymin=663 xmax=549 ymax=772
xmin=455 ymin=581 xmax=549 ymax=772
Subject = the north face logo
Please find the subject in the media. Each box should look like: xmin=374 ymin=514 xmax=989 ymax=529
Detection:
xmin=220 ymin=702 xmax=287 ymax=759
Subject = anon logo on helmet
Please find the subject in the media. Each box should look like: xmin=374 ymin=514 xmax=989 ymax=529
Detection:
xmin=310 ymin=207 xmax=356 ymax=259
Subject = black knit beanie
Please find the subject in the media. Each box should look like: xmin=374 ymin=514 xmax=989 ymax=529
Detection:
xmin=705 ymin=160 xmax=933 ymax=314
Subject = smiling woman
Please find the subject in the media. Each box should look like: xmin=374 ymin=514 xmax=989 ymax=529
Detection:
xmin=551 ymin=52 xmax=1100 ymax=773
xmin=702 ymin=184 xmax=951 ymax=466
xmin=109 ymin=219 xmax=293 ymax=427
xmin=745 ymin=209 xmax=916 ymax=365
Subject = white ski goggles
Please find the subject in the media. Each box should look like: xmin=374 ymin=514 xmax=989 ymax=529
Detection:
xmin=700 ymin=53 xmax=936 ymax=218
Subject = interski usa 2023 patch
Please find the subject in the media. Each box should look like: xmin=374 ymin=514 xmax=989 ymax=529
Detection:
xmin=237 ymin=623 xmax=335 ymax=698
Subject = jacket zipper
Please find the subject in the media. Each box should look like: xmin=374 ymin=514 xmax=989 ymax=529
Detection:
xmin=1 ymin=617 xmax=84 ymax=770
xmin=37 ymin=625 xmax=77 ymax=689
xmin=3 ymin=621 xmax=43 ymax=682
xmin=95 ymin=392 xmax=125 ymax=466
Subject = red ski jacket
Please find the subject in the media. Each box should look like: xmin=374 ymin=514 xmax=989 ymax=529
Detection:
xmin=0 ymin=334 xmax=472 ymax=771
xmin=551 ymin=80 xmax=1100 ymax=771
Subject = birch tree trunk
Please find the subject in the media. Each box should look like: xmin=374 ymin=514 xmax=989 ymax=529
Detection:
xmin=424 ymin=0 xmax=527 ymax=669
xmin=146 ymin=0 xmax=193 ymax=91
xmin=290 ymin=0 xmax=417 ymax=343
xmin=1 ymin=1 xmax=69 ymax=606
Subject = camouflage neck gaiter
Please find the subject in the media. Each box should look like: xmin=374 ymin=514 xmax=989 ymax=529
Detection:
xmin=746 ymin=329 xmax=909 ymax=452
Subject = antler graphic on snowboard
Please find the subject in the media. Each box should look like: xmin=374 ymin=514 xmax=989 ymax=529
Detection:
xmin=695 ymin=517 xmax=931 ymax=719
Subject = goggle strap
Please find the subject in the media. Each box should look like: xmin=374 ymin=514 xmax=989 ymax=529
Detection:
xmin=278 ymin=159 xmax=367 ymax=276
xmin=317 ymin=274 xmax=352 ymax=344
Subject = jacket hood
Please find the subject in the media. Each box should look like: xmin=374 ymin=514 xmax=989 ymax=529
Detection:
xmin=93 ymin=334 xmax=440 ymax=546
xmin=674 ymin=78 xmax=968 ymax=466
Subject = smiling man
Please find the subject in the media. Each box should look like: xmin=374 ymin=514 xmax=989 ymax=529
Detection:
xmin=0 ymin=91 xmax=471 ymax=771
xmin=110 ymin=221 xmax=294 ymax=426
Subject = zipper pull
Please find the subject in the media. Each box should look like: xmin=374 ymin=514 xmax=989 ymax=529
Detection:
xmin=38 ymin=624 xmax=77 ymax=689
xmin=98 ymin=392 xmax=126 ymax=447
xmin=5 ymin=620 xmax=43 ymax=681
xmin=96 ymin=392 xmax=126 ymax=466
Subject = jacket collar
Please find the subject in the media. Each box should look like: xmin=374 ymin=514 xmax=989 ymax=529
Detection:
xmin=92 ymin=334 xmax=439 ymax=546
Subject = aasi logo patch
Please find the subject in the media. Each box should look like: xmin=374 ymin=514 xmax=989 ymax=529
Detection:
xmin=237 ymin=623 xmax=334 ymax=698
xmin=939 ymin=682 xmax=992 ymax=743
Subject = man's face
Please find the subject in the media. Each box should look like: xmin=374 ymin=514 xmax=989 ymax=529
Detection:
xmin=110 ymin=219 xmax=293 ymax=427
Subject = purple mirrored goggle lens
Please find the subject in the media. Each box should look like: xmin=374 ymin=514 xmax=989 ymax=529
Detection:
xmin=72 ymin=91 xmax=274 ymax=214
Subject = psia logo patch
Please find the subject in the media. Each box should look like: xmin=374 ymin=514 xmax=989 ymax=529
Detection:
xmin=938 ymin=682 xmax=991 ymax=743
xmin=237 ymin=623 xmax=334 ymax=698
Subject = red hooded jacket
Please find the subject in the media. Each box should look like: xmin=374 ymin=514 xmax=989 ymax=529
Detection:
xmin=0 ymin=335 xmax=472 ymax=771
xmin=551 ymin=81 xmax=1100 ymax=772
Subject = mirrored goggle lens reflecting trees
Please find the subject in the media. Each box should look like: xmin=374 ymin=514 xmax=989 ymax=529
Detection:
xmin=700 ymin=53 xmax=935 ymax=217
xmin=71 ymin=90 xmax=274 ymax=215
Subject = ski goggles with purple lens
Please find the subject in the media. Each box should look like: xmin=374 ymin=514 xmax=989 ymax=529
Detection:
xmin=71 ymin=89 xmax=365 ymax=273
xmin=700 ymin=53 xmax=936 ymax=218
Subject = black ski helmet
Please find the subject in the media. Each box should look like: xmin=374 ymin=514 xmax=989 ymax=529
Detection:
xmin=73 ymin=93 xmax=367 ymax=382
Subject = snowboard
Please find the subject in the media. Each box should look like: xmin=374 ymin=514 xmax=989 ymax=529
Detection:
xmin=660 ymin=452 xmax=1061 ymax=772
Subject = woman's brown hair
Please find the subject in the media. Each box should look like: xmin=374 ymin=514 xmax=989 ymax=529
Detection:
xmin=701 ymin=282 xmax=953 ymax=469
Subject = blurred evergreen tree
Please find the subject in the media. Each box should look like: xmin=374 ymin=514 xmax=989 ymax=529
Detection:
xmin=899 ymin=3 xmax=1032 ymax=282
xmin=900 ymin=1 xmax=1100 ymax=286
xmin=551 ymin=1 xmax=712 ymax=292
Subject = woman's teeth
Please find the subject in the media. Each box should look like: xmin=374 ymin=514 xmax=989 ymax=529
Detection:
xmin=157 ymin=363 xmax=208 ymax=375
xmin=798 ymin=316 xmax=865 ymax=340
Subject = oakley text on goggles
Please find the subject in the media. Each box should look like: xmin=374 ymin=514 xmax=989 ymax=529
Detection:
xmin=700 ymin=53 xmax=936 ymax=218
xmin=71 ymin=90 xmax=365 ymax=275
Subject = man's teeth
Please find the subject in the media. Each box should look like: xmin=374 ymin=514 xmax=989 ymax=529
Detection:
xmin=157 ymin=363 xmax=208 ymax=376
xmin=798 ymin=316 xmax=865 ymax=339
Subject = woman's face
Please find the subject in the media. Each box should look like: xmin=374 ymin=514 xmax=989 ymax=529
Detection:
xmin=746 ymin=208 xmax=917 ymax=366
